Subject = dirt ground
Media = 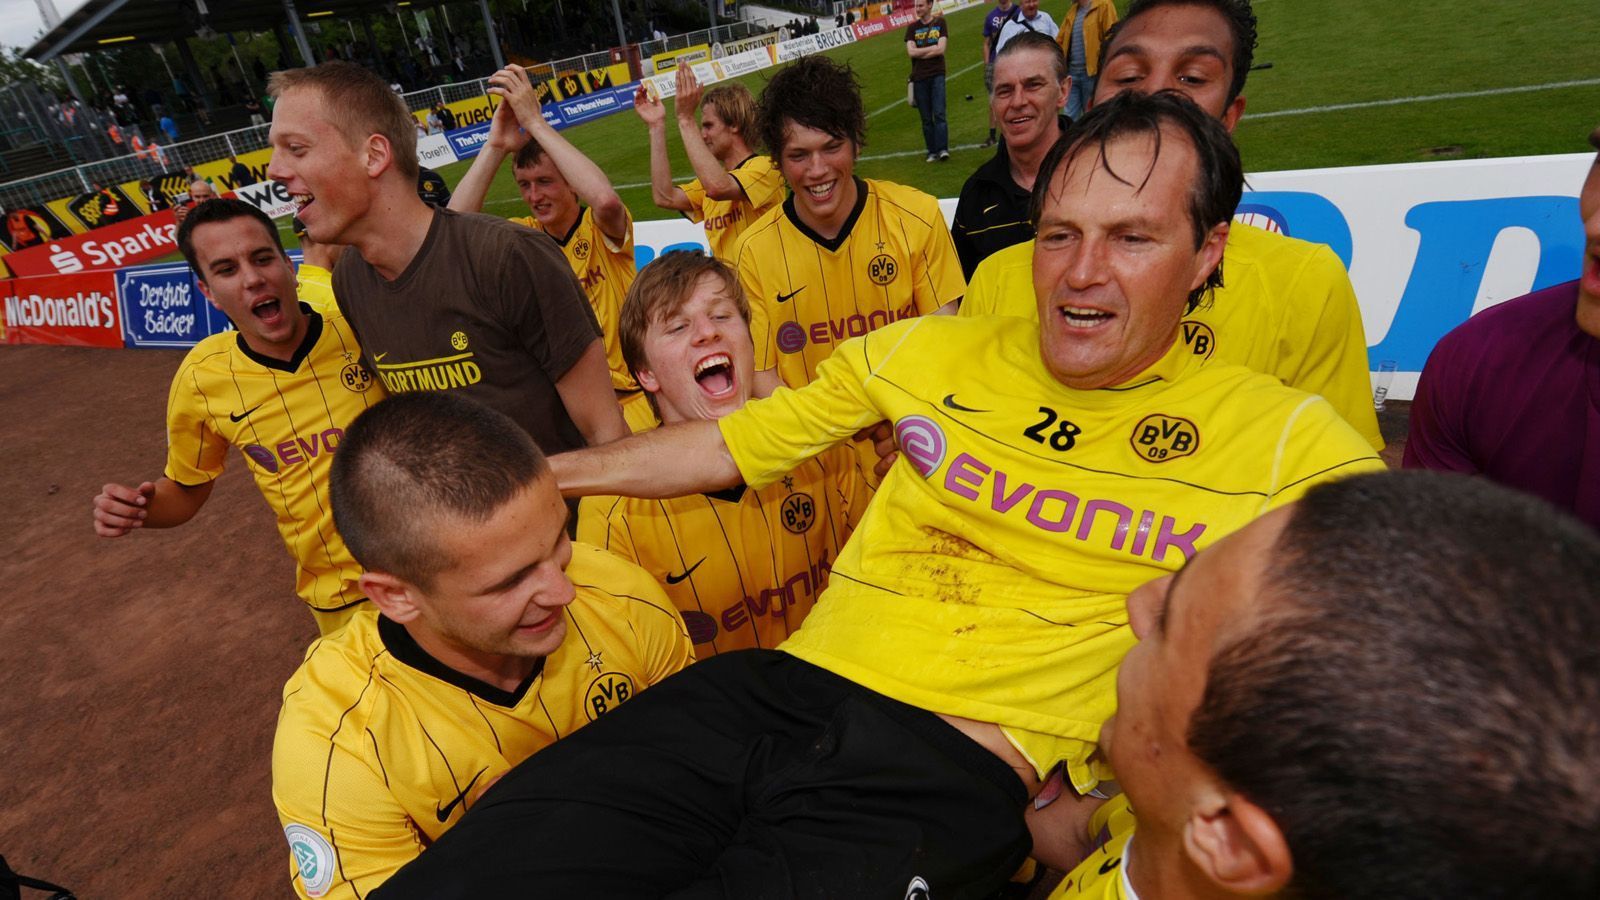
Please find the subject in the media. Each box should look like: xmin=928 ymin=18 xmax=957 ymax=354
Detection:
xmin=0 ymin=342 xmax=1410 ymax=896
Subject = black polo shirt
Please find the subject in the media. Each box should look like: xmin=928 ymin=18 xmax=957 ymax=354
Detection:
xmin=950 ymin=115 xmax=1069 ymax=280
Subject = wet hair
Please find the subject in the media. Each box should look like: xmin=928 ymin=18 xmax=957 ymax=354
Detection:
xmin=176 ymin=198 xmax=284 ymax=278
xmin=269 ymin=61 xmax=420 ymax=180
xmin=757 ymin=56 xmax=867 ymax=160
xmin=1030 ymin=90 xmax=1241 ymax=311
xmin=701 ymin=82 xmax=759 ymax=145
xmin=331 ymin=392 xmax=550 ymax=588
xmin=618 ymin=250 xmax=749 ymax=418
xmin=993 ymin=31 xmax=1068 ymax=85
xmin=1190 ymin=471 xmax=1600 ymax=899
xmin=1101 ymin=0 xmax=1259 ymax=104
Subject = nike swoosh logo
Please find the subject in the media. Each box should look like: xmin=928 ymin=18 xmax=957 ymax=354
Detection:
xmin=373 ymin=352 xmax=388 ymax=364
xmin=665 ymin=558 xmax=705 ymax=585
xmin=982 ymin=203 xmax=999 ymax=214
xmin=1098 ymin=857 xmax=1121 ymax=875
xmin=435 ymin=768 xmax=487 ymax=823
xmin=229 ymin=404 xmax=263 ymax=423
xmin=775 ymin=287 xmax=804 ymax=303
xmin=941 ymin=393 xmax=989 ymax=413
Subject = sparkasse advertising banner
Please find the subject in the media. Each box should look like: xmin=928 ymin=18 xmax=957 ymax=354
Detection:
xmin=3 ymin=208 xmax=179 ymax=276
xmin=2 ymin=270 xmax=124 ymax=347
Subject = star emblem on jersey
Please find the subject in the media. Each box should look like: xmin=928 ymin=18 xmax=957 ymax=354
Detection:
xmin=775 ymin=287 xmax=804 ymax=304
xmin=585 ymin=650 xmax=605 ymax=672
xmin=1130 ymin=414 xmax=1201 ymax=463
xmin=781 ymin=475 xmax=795 ymax=491
xmin=229 ymin=404 xmax=263 ymax=423
xmin=867 ymin=254 xmax=898 ymax=286
xmin=450 ymin=331 xmax=469 ymax=351
xmin=434 ymin=768 xmax=487 ymax=823
xmin=666 ymin=558 xmax=705 ymax=585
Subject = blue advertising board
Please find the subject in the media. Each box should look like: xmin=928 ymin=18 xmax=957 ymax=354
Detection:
xmin=117 ymin=262 xmax=230 ymax=349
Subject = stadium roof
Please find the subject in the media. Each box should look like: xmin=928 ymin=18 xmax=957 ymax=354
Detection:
xmin=24 ymin=0 xmax=456 ymax=62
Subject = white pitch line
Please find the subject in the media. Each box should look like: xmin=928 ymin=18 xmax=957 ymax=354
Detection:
xmin=1247 ymin=77 xmax=1600 ymax=121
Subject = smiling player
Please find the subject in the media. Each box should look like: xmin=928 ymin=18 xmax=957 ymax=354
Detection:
xmin=578 ymin=251 xmax=867 ymax=655
xmin=91 ymin=199 xmax=382 ymax=635
xmin=272 ymin=392 xmax=691 ymax=900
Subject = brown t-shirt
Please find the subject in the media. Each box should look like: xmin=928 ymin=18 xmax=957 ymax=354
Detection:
xmin=334 ymin=208 xmax=602 ymax=456
xmin=905 ymin=15 xmax=948 ymax=81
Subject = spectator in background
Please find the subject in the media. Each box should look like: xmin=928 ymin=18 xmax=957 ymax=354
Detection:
xmin=172 ymin=178 xmax=217 ymax=226
xmin=434 ymin=101 xmax=457 ymax=131
xmin=1057 ymin=0 xmax=1118 ymax=119
xmin=981 ymin=0 xmax=1018 ymax=147
xmin=995 ymin=0 xmax=1058 ymax=51
xmin=139 ymin=179 xmax=171 ymax=212
xmin=228 ymin=154 xmax=256 ymax=188
xmin=905 ymin=0 xmax=950 ymax=163
xmin=245 ymin=96 xmax=267 ymax=127
xmin=158 ymin=111 xmax=179 ymax=143
xmin=1405 ymin=124 xmax=1600 ymax=530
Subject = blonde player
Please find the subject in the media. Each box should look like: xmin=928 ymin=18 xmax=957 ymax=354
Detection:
xmin=371 ymin=93 xmax=1383 ymax=899
xmin=960 ymin=0 xmax=1382 ymax=450
xmin=273 ymin=391 xmax=692 ymax=900
xmin=735 ymin=56 xmax=965 ymax=398
xmin=578 ymin=251 xmax=867 ymax=655
xmin=449 ymin=64 xmax=653 ymax=431
xmin=635 ymin=65 xmax=786 ymax=262
xmin=91 ymin=199 xmax=381 ymax=635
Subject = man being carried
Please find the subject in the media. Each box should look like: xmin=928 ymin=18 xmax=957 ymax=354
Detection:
xmin=450 ymin=64 xmax=653 ymax=430
xmin=951 ymin=32 xmax=1070 ymax=278
xmin=578 ymin=251 xmax=868 ymax=656
xmin=635 ymin=65 xmax=785 ymax=263
xmin=962 ymin=0 xmax=1383 ymax=450
xmin=91 ymin=199 xmax=380 ymax=635
xmin=1046 ymin=471 xmax=1600 ymax=898
xmin=905 ymin=0 xmax=951 ymax=163
xmin=273 ymin=392 xmax=692 ymax=899
xmin=373 ymin=93 xmax=1381 ymax=899
xmin=1405 ymin=124 xmax=1600 ymax=529
xmin=267 ymin=61 xmax=627 ymax=454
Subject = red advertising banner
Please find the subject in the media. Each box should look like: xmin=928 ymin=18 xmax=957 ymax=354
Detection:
xmin=3 ymin=207 xmax=179 ymax=277
xmin=1 ymin=269 xmax=124 ymax=347
xmin=851 ymin=9 xmax=918 ymax=39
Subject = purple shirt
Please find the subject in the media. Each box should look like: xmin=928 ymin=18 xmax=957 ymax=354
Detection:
xmin=984 ymin=4 xmax=1016 ymax=61
xmin=1406 ymin=280 xmax=1600 ymax=528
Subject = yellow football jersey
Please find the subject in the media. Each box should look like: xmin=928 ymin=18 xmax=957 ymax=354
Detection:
xmin=513 ymin=206 xmax=640 ymax=394
xmin=272 ymin=544 xmax=693 ymax=900
xmin=1049 ymin=794 xmax=1137 ymax=899
xmin=295 ymin=263 xmax=337 ymax=316
xmin=717 ymin=315 xmax=1383 ymax=789
xmin=960 ymin=226 xmax=1383 ymax=449
xmin=736 ymin=177 xmax=965 ymax=389
xmin=681 ymin=153 xmax=787 ymax=261
xmin=577 ymin=444 xmax=868 ymax=655
xmin=165 ymin=305 xmax=383 ymax=635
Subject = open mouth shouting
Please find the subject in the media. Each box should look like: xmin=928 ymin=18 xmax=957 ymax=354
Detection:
xmin=1057 ymin=304 xmax=1116 ymax=329
xmin=694 ymin=352 xmax=737 ymax=398
xmin=250 ymin=294 xmax=286 ymax=325
xmin=291 ymin=192 xmax=314 ymax=214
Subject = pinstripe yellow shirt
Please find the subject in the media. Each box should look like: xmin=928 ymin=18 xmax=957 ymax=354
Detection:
xmin=164 ymin=305 xmax=382 ymax=634
xmin=271 ymin=544 xmax=693 ymax=900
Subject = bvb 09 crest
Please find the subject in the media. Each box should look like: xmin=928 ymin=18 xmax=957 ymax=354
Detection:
xmin=1130 ymin=414 xmax=1200 ymax=463
xmin=867 ymin=254 xmax=898 ymax=286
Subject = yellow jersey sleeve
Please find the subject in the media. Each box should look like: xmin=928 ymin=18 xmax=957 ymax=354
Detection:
xmin=577 ymin=494 xmax=634 ymax=559
xmin=903 ymin=192 xmax=966 ymax=314
xmin=680 ymin=177 xmax=709 ymax=224
xmin=1048 ymin=794 xmax=1136 ymax=899
xmin=295 ymin=264 xmax=339 ymax=316
xmin=1271 ymin=240 xmax=1383 ymax=450
xmin=736 ymin=221 xmax=779 ymax=374
xmin=567 ymin=542 xmax=695 ymax=684
xmin=958 ymin=240 xmax=1035 ymax=319
xmin=731 ymin=156 xmax=786 ymax=217
xmin=163 ymin=338 xmax=231 ymax=487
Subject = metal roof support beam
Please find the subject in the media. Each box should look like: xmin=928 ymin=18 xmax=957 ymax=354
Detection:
xmin=282 ymin=0 xmax=317 ymax=68
xmin=478 ymin=0 xmax=506 ymax=71
xmin=611 ymin=0 xmax=627 ymax=51
xmin=34 ymin=0 xmax=133 ymax=63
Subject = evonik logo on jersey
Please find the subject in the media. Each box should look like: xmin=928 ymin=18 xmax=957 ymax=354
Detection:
xmin=775 ymin=303 xmax=918 ymax=353
xmin=680 ymin=552 xmax=834 ymax=643
xmin=243 ymin=427 xmax=345 ymax=474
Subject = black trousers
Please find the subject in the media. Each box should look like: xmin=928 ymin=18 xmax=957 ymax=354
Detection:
xmin=373 ymin=650 xmax=1032 ymax=899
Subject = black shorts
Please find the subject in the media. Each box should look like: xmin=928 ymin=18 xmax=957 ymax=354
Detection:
xmin=373 ymin=650 xmax=1032 ymax=899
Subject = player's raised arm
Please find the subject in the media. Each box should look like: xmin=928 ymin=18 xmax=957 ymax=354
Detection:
xmin=445 ymin=92 xmax=528 ymax=215
xmin=551 ymin=419 xmax=739 ymax=499
xmin=91 ymin=477 xmax=214 ymax=537
xmin=674 ymin=66 xmax=741 ymax=202
xmin=636 ymin=84 xmax=695 ymax=213
xmin=495 ymin=64 xmax=629 ymax=245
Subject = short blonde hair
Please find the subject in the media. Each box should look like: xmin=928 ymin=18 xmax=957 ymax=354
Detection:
xmin=269 ymin=62 xmax=419 ymax=180
xmin=701 ymin=83 xmax=758 ymax=145
xmin=619 ymin=252 xmax=749 ymax=416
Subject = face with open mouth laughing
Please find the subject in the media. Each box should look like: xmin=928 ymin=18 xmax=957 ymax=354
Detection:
xmin=1032 ymin=126 xmax=1226 ymax=390
xmin=778 ymin=121 xmax=860 ymax=239
xmin=190 ymin=214 xmax=307 ymax=358
xmin=634 ymin=272 xmax=755 ymax=424
xmin=266 ymin=87 xmax=371 ymax=246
